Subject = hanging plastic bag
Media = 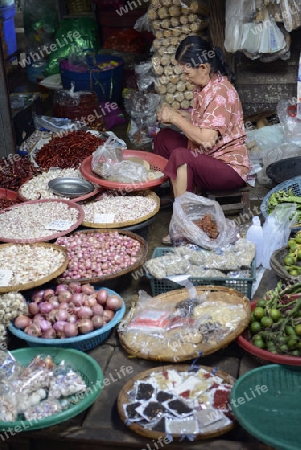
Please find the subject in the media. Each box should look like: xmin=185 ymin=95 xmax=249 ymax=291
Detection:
xmin=224 ymin=0 xmax=255 ymax=53
xmin=123 ymin=90 xmax=161 ymax=147
xmin=240 ymin=22 xmax=262 ymax=55
xmin=259 ymin=8 xmax=286 ymax=54
xmin=262 ymin=204 xmax=298 ymax=269
xmin=169 ymin=192 xmax=238 ymax=250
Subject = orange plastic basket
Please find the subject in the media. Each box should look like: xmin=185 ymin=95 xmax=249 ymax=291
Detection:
xmin=80 ymin=150 xmax=168 ymax=191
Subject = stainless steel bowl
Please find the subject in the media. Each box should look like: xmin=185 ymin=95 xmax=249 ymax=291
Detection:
xmin=48 ymin=177 xmax=95 ymax=198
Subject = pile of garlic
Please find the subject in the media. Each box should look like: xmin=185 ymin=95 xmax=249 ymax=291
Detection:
xmin=0 ymin=292 xmax=28 ymax=346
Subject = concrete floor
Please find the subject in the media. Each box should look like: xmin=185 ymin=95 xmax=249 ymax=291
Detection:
xmin=2 ymin=123 xmax=280 ymax=450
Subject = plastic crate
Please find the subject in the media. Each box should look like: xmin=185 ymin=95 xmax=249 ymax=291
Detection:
xmin=260 ymin=175 xmax=301 ymax=219
xmin=146 ymin=247 xmax=256 ymax=299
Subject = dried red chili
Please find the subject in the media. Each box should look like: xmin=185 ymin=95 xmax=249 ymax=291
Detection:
xmin=0 ymin=198 xmax=20 ymax=210
xmin=35 ymin=130 xmax=106 ymax=170
xmin=0 ymin=156 xmax=39 ymax=190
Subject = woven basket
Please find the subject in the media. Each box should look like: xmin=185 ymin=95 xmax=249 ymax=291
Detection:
xmin=118 ymin=285 xmax=251 ymax=362
xmin=0 ymin=243 xmax=68 ymax=293
xmin=260 ymin=175 xmax=301 ymax=220
xmin=57 ymin=229 xmax=148 ymax=284
xmin=270 ymin=246 xmax=301 ymax=282
xmin=67 ymin=0 xmax=92 ymax=14
xmin=0 ymin=199 xmax=85 ymax=244
xmin=81 ymin=190 xmax=160 ymax=228
xmin=117 ymin=364 xmax=236 ymax=441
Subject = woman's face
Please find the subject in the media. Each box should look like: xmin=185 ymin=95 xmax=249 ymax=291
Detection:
xmin=179 ymin=63 xmax=211 ymax=87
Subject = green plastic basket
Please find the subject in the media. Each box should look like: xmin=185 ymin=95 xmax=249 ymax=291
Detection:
xmin=146 ymin=247 xmax=256 ymax=299
xmin=0 ymin=347 xmax=103 ymax=431
xmin=230 ymin=364 xmax=301 ymax=450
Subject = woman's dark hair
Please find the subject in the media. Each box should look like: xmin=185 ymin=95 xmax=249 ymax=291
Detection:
xmin=175 ymin=35 xmax=234 ymax=83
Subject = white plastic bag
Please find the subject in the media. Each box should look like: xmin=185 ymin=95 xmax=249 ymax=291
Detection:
xmin=169 ymin=192 xmax=238 ymax=250
xmin=91 ymin=135 xmax=123 ymax=178
xmin=262 ymin=204 xmax=297 ymax=269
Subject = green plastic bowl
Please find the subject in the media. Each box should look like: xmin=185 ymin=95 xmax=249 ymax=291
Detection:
xmin=230 ymin=364 xmax=301 ymax=450
xmin=0 ymin=347 xmax=103 ymax=432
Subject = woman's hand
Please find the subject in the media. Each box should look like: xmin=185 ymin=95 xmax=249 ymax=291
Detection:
xmin=178 ymin=109 xmax=191 ymax=121
xmin=156 ymin=104 xmax=176 ymax=124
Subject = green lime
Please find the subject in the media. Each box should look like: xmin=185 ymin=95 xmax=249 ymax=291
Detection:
xmin=261 ymin=316 xmax=273 ymax=328
xmin=288 ymin=269 xmax=301 ymax=277
xmin=288 ymin=243 xmax=297 ymax=253
xmin=288 ymin=338 xmax=298 ymax=350
xmin=295 ymin=235 xmax=301 ymax=245
xmin=277 ymin=335 xmax=289 ymax=344
xmin=279 ymin=344 xmax=289 ymax=353
xmin=295 ymin=324 xmax=301 ymax=336
xmin=284 ymin=255 xmax=296 ymax=266
xmin=288 ymin=239 xmax=297 ymax=248
xmin=270 ymin=309 xmax=281 ymax=321
xmin=267 ymin=342 xmax=276 ymax=352
xmin=285 ymin=326 xmax=296 ymax=336
xmin=256 ymin=299 xmax=266 ymax=308
xmin=254 ymin=306 xmax=265 ymax=320
xmin=261 ymin=330 xmax=269 ymax=340
xmin=253 ymin=338 xmax=265 ymax=349
xmin=291 ymin=350 xmax=301 ymax=356
xmin=250 ymin=321 xmax=261 ymax=334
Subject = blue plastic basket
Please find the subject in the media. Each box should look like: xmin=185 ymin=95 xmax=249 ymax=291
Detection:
xmin=59 ymin=54 xmax=124 ymax=103
xmin=0 ymin=4 xmax=16 ymax=57
xmin=146 ymin=247 xmax=256 ymax=299
xmin=8 ymin=287 xmax=126 ymax=352
xmin=260 ymin=175 xmax=301 ymax=219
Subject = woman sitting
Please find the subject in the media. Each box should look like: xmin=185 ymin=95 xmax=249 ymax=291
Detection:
xmin=153 ymin=35 xmax=250 ymax=244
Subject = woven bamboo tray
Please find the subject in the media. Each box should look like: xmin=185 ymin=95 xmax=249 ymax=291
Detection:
xmin=118 ymin=286 xmax=251 ymax=362
xmin=81 ymin=190 xmax=160 ymax=228
xmin=0 ymin=243 xmax=68 ymax=293
xmin=57 ymin=229 xmax=148 ymax=284
xmin=270 ymin=246 xmax=301 ymax=282
xmin=117 ymin=364 xmax=236 ymax=441
xmin=0 ymin=199 xmax=84 ymax=244
xmin=18 ymin=177 xmax=101 ymax=204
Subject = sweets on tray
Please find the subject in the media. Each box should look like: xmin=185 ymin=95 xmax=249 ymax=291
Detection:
xmin=121 ymin=366 xmax=235 ymax=438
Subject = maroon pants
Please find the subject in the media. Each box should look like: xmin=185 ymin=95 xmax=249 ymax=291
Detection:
xmin=153 ymin=128 xmax=245 ymax=192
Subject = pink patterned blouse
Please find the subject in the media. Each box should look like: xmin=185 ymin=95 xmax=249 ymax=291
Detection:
xmin=190 ymin=73 xmax=250 ymax=182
